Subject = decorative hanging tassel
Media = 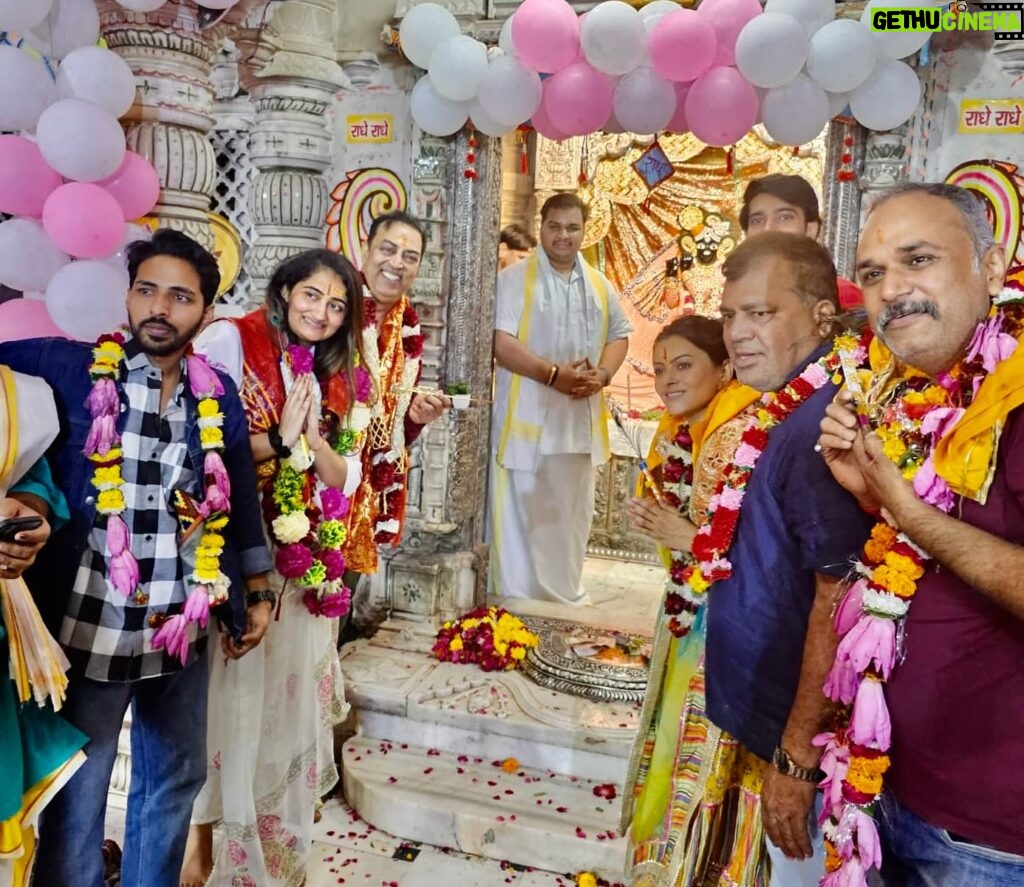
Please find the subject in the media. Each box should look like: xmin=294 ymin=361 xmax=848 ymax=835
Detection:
xmin=464 ymin=124 xmax=478 ymax=180
xmin=837 ymin=133 xmax=857 ymax=182
xmin=517 ymin=125 xmax=530 ymax=175
xmin=725 ymin=148 xmax=734 ymax=176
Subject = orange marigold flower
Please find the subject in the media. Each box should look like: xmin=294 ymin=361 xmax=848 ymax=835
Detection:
xmin=872 ymin=565 xmax=918 ymax=599
xmin=883 ymin=550 xmax=925 ymax=581
xmin=845 ymin=753 xmax=891 ymax=797
xmin=501 ymin=757 xmax=520 ymax=773
xmin=825 ymin=839 xmax=843 ymax=874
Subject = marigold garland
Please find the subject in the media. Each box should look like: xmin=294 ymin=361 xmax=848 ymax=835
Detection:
xmin=432 ymin=606 xmax=539 ymax=672
xmin=652 ymin=423 xmax=700 ymax=638
xmin=663 ymin=334 xmax=865 ymax=627
xmin=818 ymin=303 xmax=1024 ymax=887
xmin=267 ymin=344 xmax=369 ymax=618
xmin=85 ymin=330 xmax=232 ymax=665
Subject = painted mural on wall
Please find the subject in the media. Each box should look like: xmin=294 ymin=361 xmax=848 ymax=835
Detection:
xmin=946 ymin=158 xmax=1024 ymax=286
xmin=325 ymin=167 xmax=408 ymax=268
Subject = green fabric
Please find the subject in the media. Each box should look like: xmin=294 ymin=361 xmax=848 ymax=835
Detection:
xmin=631 ymin=609 xmax=706 ymax=842
xmin=9 ymin=456 xmax=70 ymax=531
xmin=0 ymin=623 xmax=87 ymax=821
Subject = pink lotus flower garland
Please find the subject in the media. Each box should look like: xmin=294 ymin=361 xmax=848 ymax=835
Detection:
xmin=819 ymin=307 xmax=1022 ymax=886
xmin=84 ymin=333 xmax=231 ymax=665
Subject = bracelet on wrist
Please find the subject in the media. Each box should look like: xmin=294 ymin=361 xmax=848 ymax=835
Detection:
xmin=546 ymin=364 xmax=559 ymax=387
xmin=267 ymin=424 xmax=292 ymax=460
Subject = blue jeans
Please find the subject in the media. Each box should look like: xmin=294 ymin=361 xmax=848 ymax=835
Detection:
xmin=33 ymin=655 xmax=209 ymax=887
xmin=876 ymin=792 xmax=1024 ymax=887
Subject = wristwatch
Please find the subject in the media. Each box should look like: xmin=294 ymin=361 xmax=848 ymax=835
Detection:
xmin=772 ymin=747 xmax=824 ymax=783
xmin=247 ymin=589 xmax=278 ymax=608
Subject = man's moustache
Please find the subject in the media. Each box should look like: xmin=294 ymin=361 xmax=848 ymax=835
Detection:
xmin=877 ymin=300 xmax=938 ymax=330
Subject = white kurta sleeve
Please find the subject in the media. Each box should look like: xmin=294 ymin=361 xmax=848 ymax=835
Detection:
xmin=606 ymin=282 xmax=633 ymax=341
xmin=495 ymin=266 xmax=525 ymax=336
xmin=341 ymin=451 xmax=362 ymax=497
xmin=193 ymin=320 xmax=244 ymax=389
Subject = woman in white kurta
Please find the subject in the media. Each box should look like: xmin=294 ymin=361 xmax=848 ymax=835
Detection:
xmin=183 ymin=250 xmax=368 ymax=887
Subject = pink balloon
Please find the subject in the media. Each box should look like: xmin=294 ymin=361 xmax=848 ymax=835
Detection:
xmin=0 ymin=135 xmax=63 ymax=218
xmin=43 ymin=182 xmax=125 ymax=259
xmin=512 ymin=0 xmax=581 ymax=74
xmin=699 ymin=0 xmax=763 ymax=67
xmin=648 ymin=10 xmax=718 ymax=83
xmin=666 ymin=84 xmax=691 ymax=133
xmin=0 ymin=298 xmax=67 ymax=343
xmin=685 ymin=66 xmax=759 ymax=147
xmin=531 ymin=90 xmax=570 ymax=140
xmin=98 ymin=151 xmax=161 ymax=221
xmin=542 ymin=61 xmax=613 ymax=136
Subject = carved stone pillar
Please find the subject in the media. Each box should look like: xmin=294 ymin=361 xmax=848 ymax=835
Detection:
xmin=245 ymin=0 xmax=343 ymax=291
xmin=99 ymin=1 xmax=219 ymax=249
xmin=371 ymin=126 xmax=503 ymax=647
xmin=821 ymin=120 xmax=867 ymax=281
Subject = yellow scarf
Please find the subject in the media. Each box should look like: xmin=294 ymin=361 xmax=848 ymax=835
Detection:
xmin=869 ymin=316 xmax=1024 ymax=503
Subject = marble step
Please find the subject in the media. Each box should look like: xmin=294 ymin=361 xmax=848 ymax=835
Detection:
xmin=340 ymin=637 xmax=641 ymax=783
xmin=341 ymin=735 xmax=628 ymax=881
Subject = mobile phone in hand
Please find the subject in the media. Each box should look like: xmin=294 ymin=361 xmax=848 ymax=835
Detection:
xmin=0 ymin=515 xmax=44 ymax=542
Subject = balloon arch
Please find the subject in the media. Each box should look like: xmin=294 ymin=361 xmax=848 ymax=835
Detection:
xmin=402 ymin=0 xmax=928 ymax=146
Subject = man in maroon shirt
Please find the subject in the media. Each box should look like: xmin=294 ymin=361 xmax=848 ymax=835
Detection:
xmin=819 ymin=182 xmax=1024 ymax=885
xmin=739 ymin=174 xmax=864 ymax=313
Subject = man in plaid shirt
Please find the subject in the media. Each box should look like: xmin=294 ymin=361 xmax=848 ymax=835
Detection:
xmin=0 ymin=230 xmax=273 ymax=887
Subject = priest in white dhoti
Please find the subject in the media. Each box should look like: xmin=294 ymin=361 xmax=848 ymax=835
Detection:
xmin=489 ymin=193 xmax=631 ymax=604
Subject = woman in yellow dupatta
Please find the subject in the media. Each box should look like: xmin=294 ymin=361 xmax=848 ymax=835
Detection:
xmin=623 ymin=318 xmax=763 ymax=887
xmin=0 ymin=365 xmax=86 ymax=887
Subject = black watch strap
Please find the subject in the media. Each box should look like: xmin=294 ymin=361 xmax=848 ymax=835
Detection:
xmin=267 ymin=424 xmax=291 ymax=459
xmin=247 ymin=589 xmax=278 ymax=608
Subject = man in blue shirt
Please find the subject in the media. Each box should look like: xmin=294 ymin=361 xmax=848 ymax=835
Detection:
xmin=709 ymin=231 xmax=873 ymax=885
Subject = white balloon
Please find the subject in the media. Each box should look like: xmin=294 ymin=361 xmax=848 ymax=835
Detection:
xmin=56 ymin=46 xmax=137 ymax=118
xmin=468 ymin=98 xmax=516 ymax=137
xmin=859 ymin=0 xmax=932 ymax=59
xmin=499 ymin=14 xmax=517 ymax=57
xmin=850 ymin=58 xmax=922 ymax=130
xmin=761 ymin=73 xmax=830 ymax=145
xmin=36 ymin=98 xmax=127 ymax=182
xmin=102 ymin=223 xmax=152 ymax=276
xmin=806 ymin=20 xmax=877 ymax=93
xmin=428 ymin=35 xmax=488 ymax=102
xmin=46 ymin=260 xmax=129 ymax=341
xmin=409 ymin=76 xmax=468 ymax=137
xmin=399 ymin=3 xmax=461 ymax=70
xmin=0 ymin=46 xmax=57 ymax=132
xmin=613 ymin=67 xmax=676 ymax=134
xmin=764 ymin=0 xmax=835 ymax=36
xmin=0 ymin=0 xmax=53 ymax=33
xmin=0 ymin=219 xmax=69 ymax=292
xmin=115 ymin=0 xmax=167 ymax=10
xmin=476 ymin=55 xmax=542 ymax=127
xmin=735 ymin=12 xmax=809 ymax=88
xmin=37 ymin=0 xmax=100 ymax=60
xmin=640 ymin=0 xmax=683 ymax=24
xmin=581 ymin=1 xmax=646 ymax=76
xmin=826 ymin=90 xmax=850 ymax=118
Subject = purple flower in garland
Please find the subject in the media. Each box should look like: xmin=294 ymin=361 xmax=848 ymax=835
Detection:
xmin=321 ymin=548 xmax=346 ymax=582
xmin=320 ymin=487 xmax=349 ymax=521
xmin=286 ymin=344 xmax=314 ymax=376
xmin=355 ymin=365 xmax=372 ymax=403
xmin=275 ymin=542 xmax=313 ymax=579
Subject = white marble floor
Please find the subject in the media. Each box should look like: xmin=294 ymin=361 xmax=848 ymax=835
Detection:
xmin=101 ymin=555 xmax=661 ymax=886
xmin=308 ymin=797 xmax=624 ymax=887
